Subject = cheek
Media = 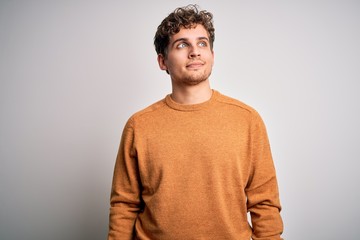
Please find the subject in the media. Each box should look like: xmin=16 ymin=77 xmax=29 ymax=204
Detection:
xmin=206 ymin=54 xmax=214 ymax=66
xmin=167 ymin=56 xmax=183 ymax=69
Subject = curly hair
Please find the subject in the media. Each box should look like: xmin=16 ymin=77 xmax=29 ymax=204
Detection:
xmin=154 ymin=4 xmax=215 ymax=57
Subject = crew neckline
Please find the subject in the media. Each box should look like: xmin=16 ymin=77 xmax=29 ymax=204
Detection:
xmin=165 ymin=89 xmax=218 ymax=111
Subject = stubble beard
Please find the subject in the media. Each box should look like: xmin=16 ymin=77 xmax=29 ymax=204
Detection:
xmin=182 ymin=69 xmax=212 ymax=86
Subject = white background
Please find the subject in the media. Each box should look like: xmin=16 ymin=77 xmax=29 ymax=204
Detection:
xmin=1 ymin=1 xmax=359 ymax=239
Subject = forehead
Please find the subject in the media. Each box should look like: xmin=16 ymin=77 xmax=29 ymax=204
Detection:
xmin=170 ymin=24 xmax=209 ymax=42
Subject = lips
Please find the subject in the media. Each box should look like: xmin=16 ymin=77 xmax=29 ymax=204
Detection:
xmin=186 ymin=61 xmax=204 ymax=69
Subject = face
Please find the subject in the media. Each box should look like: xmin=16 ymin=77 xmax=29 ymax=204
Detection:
xmin=158 ymin=24 xmax=214 ymax=86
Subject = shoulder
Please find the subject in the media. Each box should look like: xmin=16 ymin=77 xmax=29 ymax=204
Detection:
xmin=132 ymin=98 xmax=167 ymax=118
xmin=125 ymin=98 xmax=167 ymax=127
xmin=214 ymin=90 xmax=260 ymax=118
xmin=214 ymin=91 xmax=268 ymax=133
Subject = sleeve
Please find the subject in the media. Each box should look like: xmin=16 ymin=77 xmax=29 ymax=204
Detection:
xmin=245 ymin=113 xmax=284 ymax=240
xmin=108 ymin=118 xmax=142 ymax=240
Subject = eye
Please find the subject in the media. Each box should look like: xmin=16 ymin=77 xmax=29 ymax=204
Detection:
xmin=177 ymin=42 xmax=188 ymax=49
xmin=198 ymin=41 xmax=208 ymax=47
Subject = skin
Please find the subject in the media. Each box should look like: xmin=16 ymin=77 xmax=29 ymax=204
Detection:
xmin=157 ymin=24 xmax=214 ymax=104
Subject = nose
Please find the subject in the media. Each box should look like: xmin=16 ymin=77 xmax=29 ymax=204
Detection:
xmin=189 ymin=45 xmax=200 ymax=58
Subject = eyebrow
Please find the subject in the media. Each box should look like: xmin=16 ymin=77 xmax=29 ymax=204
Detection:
xmin=171 ymin=36 xmax=210 ymax=48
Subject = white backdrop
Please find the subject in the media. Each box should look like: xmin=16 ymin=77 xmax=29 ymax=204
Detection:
xmin=1 ymin=1 xmax=359 ymax=239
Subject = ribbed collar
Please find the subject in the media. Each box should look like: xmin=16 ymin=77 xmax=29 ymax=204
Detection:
xmin=165 ymin=89 xmax=218 ymax=111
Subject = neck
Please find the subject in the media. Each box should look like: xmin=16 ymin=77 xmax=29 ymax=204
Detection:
xmin=170 ymin=80 xmax=212 ymax=105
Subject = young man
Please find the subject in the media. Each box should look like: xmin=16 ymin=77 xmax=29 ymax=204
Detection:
xmin=108 ymin=5 xmax=283 ymax=240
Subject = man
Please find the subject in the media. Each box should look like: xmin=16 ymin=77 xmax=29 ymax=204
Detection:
xmin=108 ymin=5 xmax=283 ymax=240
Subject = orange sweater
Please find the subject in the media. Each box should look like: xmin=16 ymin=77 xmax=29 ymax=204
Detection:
xmin=108 ymin=90 xmax=283 ymax=240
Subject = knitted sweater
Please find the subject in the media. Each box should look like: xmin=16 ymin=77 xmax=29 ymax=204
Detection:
xmin=108 ymin=90 xmax=283 ymax=240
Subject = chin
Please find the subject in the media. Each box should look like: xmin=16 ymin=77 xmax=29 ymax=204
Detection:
xmin=183 ymin=76 xmax=209 ymax=86
xmin=184 ymin=79 xmax=206 ymax=86
xmin=186 ymin=71 xmax=211 ymax=85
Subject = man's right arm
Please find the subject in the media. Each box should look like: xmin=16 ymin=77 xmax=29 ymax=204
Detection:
xmin=108 ymin=119 xmax=141 ymax=240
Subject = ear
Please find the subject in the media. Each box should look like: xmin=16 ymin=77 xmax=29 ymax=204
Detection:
xmin=157 ymin=54 xmax=167 ymax=71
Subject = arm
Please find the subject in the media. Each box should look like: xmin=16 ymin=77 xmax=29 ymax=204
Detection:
xmin=246 ymin=113 xmax=283 ymax=240
xmin=108 ymin=119 xmax=142 ymax=240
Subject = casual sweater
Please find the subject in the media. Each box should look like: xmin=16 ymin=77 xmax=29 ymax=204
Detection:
xmin=108 ymin=90 xmax=283 ymax=240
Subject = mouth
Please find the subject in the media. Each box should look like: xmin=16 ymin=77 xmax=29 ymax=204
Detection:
xmin=186 ymin=61 xmax=204 ymax=69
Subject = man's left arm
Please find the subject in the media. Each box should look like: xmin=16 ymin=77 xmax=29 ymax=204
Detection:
xmin=246 ymin=113 xmax=284 ymax=240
